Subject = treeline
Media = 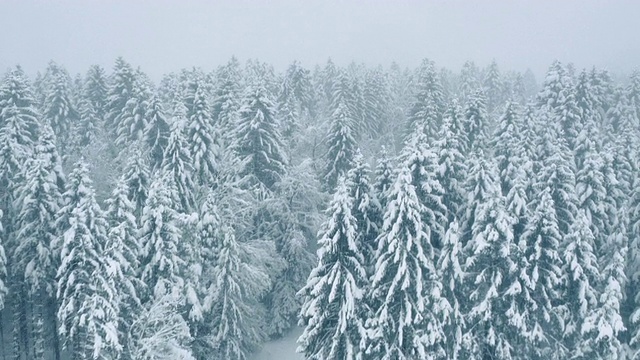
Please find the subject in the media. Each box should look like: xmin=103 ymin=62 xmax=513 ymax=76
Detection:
xmin=0 ymin=56 xmax=638 ymax=360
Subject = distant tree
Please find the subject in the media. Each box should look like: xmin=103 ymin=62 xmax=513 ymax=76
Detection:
xmin=144 ymin=96 xmax=171 ymax=172
xmin=185 ymin=79 xmax=218 ymax=185
xmin=234 ymin=83 xmax=287 ymax=191
xmin=323 ymin=101 xmax=357 ymax=192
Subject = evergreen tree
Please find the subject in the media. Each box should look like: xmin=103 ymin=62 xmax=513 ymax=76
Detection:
xmin=346 ymin=150 xmax=382 ymax=274
xmin=562 ymin=210 xmax=601 ymax=358
xmin=435 ymin=104 xmax=468 ymax=223
xmin=518 ymin=187 xmax=564 ymax=357
xmin=204 ymin=222 xmax=270 ymax=360
xmin=461 ymin=156 xmax=519 ymax=360
xmin=185 ymin=79 xmax=218 ymax=185
xmin=116 ymin=78 xmax=150 ymax=146
xmin=459 ymin=61 xmax=481 ymax=101
xmin=84 ymin=65 xmax=108 ymax=119
xmin=54 ymin=161 xmax=121 ymax=359
xmin=323 ymin=101 xmax=358 ymax=192
xmin=373 ymin=146 xmax=394 ymax=210
xmin=406 ymin=59 xmax=444 ymax=139
xmin=104 ymin=176 xmax=143 ymax=359
xmin=139 ymin=174 xmax=186 ymax=299
xmin=122 ymin=150 xmax=151 ymax=219
xmin=483 ymin=60 xmax=504 ymax=113
xmin=297 ymin=177 xmax=368 ymax=360
xmin=437 ymin=221 xmax=465 ymax=360
xmin=106 ymin=57 xmax=137 ymax=138
xmin=367 ymin=164 xmax=446 ymax=360
xmin=211 ymin=57 xmax=242 ymax=140
xmin=463 ymin=90 xmax=489 ymax=153
xmin=400 ymin=128 xmax=447 ymax=250
xmin=144 ymin=96 xmax=170 ymax=172
xmin=42 ymin=64 xmax=78 ymax=154
xmin=161 ymin=105 xmax=196 ymax=212
xmin=491 ymin=101 xmax=525 ymax=196
xmin=234 ymin=83 xmax=287 ymax=191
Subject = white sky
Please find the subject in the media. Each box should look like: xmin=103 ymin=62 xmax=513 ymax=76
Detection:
xmin=1 ymin=0 xmax=639 ymax=79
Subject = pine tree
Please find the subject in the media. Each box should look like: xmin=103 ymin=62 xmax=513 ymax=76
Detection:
xmin=518 ymin=187 xmax=564 ymax=357
xmin=122 ymin=150 xmax=151 ymax=219
xmin=400 ymin=128 xmax=447 ymax=250
xmin=491 ymin=101 xmax=525 ymax=196
xmin=204 ymin=223 xmax=270 ymax=360
xmin=297 ymin=177 xmax=368 ymax=360
xmin=234 ymin=83 xmax=287 ymax=191
xmin=54 ymin=161 xmax=121 ymax=359
xmin=459 ymin=61 xmax=481 ymax=101
xmin=212 ymin=57 xmax=242 ymax=140
xmin=562 ymin=210 xmax=602 ymax=358
xmin=161 ymin=105 xmax=196 ymax=212
xmin=106 ymin=57 xmax=137 ymax=138
xmin=139 ymin=173 xmax=186 ymax=300
xmin=463 ymin=90 xmax=489 ymax=153
xmin=144 ymin=96 xmax=170 ymax=172
xmin=323 ymin=101 xmax=358 ymax=192
xmin=13 ymin=153 xmax=64 ymax=359
xmin=461 ymin=156 xmax=519 ymax=360
xmin=346 ymin=150 xmax=382 ymax=274
xmin=116 ymin=78 xmax=150 ymax=146
xmin=406 ymin=59 xmax=444 ymax=139
xmin=437 ymin=221 xmax=465 ymax=360
xmin=483 ymin=60 xmax=504 ymax=113
xmin=104 ymin=176 xmax=143 ymax=359
xmin=367 ymin=164 xmax=446 ymax=360
xmin=42 ymin=64 xmax=78 ymax=154
xmin=435 ymin=104 xmax=468 ymax=223
xmin=185 ymin=79 xmax=218 ymax=185
xmin=373 ymin=146 xmax=394 ymax=210
xmin=84 ymin=65 xmax=109 ymax=119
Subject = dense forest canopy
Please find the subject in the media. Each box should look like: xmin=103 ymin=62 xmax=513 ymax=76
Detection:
xmin=0 ymin=57 xmax=640 ymax=360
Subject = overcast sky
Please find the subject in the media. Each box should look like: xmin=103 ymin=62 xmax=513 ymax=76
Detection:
xmin=1 ymin=0 xmax=639 ymax=80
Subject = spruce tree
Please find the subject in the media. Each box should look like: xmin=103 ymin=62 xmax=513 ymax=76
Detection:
xmin=185 ymin=79 xmax=218 ymax=185
xmin=346 ymin=150 xmax=382 ymax=274
xmin=367 ymin=164 xmax=446 ymax=360
xmin=437 ymin=221 xmax=465 ymax=360
xmin=84 ymin=65 xmax=108 ymax=119
xmin=562 ymin=210 xmax=603 ymax=358
xmin=104 ymin=176 xmax=143 ymax=359
xmin=323 ymin=101 xmax=358 ymax=192
xmin=463 ymin=90 xmax=489 ymax=153
xmin=204 ymin=222 xmax=270 ymax=360
xmin=297 ymin=177 xmax=368 ymax=360
xmin=42 ymin=64 xmax=78 ymax=155
xmin=373 ymin=146 xmax=394 ymax=210
xmin=161 ymin=105 xmax=196 ymax=212
xmin=144 ymin=96 xmax=170 ymax=172
xmin=54 ymin=161 xmax=121 ymax=359
xmin=139 ymin=173 xmax=186 ymax=299
xmin=461 ymin=155 xmax=519 ymax=360
xmin=106 ymin=57 xmax=137 ymax=138
xmin=518 ymin=187 xmax=564 ymax=358
xmin=234 ymin=83 xmax=287 ymax=191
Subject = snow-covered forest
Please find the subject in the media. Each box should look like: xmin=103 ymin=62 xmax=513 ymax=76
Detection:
xmin=1 ymin=56 xmax=640 ymax=360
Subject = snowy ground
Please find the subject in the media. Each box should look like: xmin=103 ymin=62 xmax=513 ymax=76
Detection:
xmin=252 ymin=327 xmax=303 ymax=360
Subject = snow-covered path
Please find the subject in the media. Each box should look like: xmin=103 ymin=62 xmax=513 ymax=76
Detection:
xmin=252 ymin=328 xmax=303 ymax=360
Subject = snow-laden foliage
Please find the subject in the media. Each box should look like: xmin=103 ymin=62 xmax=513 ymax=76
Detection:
xmin=298 ymin=177 xmax=368 ymax=360
xmin=367 ymin=164 xmax=446 ymax=360
xmin=54 ymin=161 xmax=121 ymax=359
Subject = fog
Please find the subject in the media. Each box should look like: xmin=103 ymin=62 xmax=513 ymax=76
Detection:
xmin=1 ymin=0 xmax=639 ymax=78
